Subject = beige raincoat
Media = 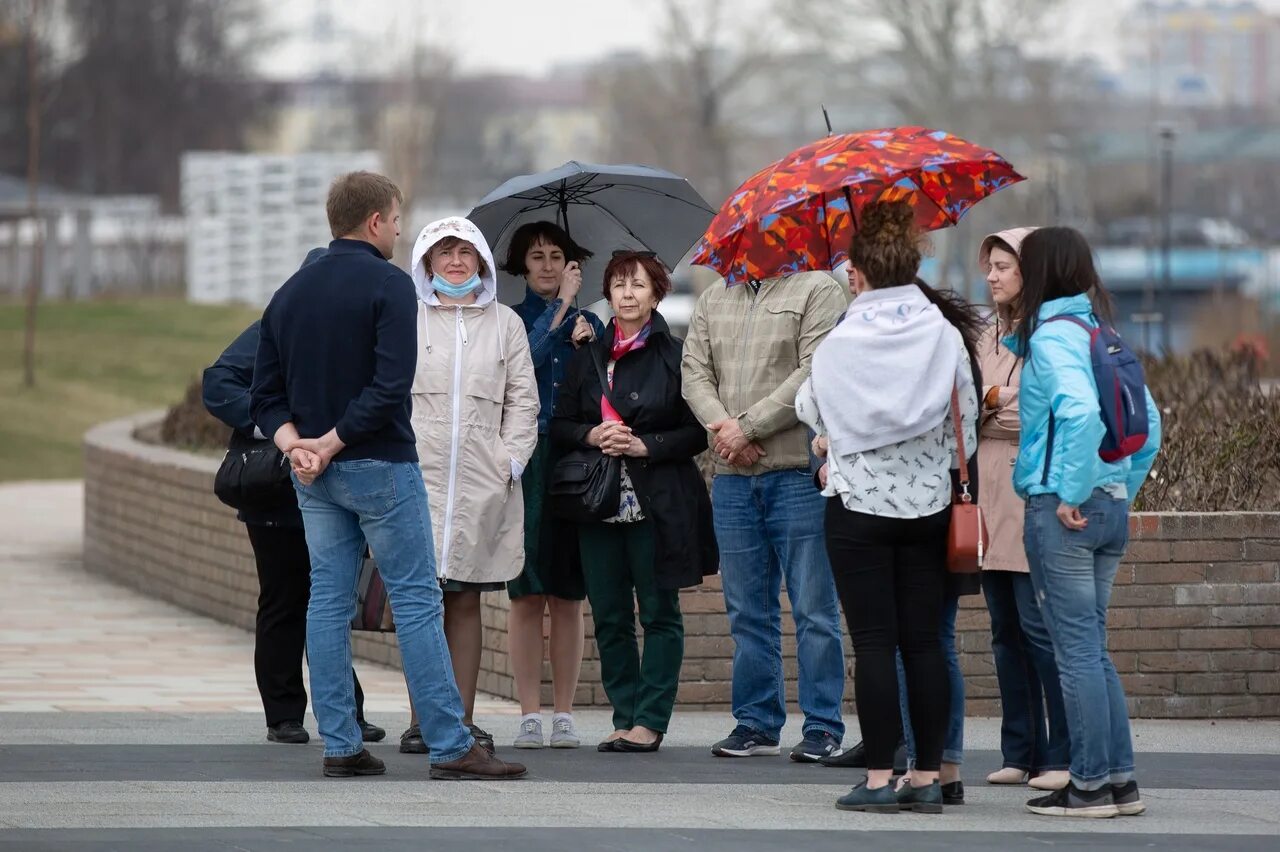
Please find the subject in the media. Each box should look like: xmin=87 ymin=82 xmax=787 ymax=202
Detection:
xmin=409 ymin=217 xmax=539 ymax=583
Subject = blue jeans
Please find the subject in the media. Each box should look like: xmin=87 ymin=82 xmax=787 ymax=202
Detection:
xmin=712 ymin=470 xmax=845 ymax=741
xmin=1024 ymin=490 xmax=1134 ymax=790
xmin=983 ymin=570 xmax=1071 ymax=772
xmin=294 ymin=460 xmax=472 ymax=762
xmin=899 ymin=595 xmax=963 ymax=766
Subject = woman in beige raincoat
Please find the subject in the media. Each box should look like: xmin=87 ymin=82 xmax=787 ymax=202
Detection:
xmin=397 ymin=216 xmax=538 ymax=756
xmin=977 ymin=228 xmax=1071 ymax=791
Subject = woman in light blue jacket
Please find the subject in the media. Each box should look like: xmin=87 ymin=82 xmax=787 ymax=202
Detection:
xmin=1008 ymin=227 xmax=1161 ymax=821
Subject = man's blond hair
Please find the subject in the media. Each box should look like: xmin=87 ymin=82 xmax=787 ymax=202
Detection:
xmin=326 ymin=171 xmax=403 ymax=239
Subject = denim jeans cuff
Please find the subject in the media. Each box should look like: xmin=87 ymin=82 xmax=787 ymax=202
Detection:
xmin=428 ymin=738 xmax=476 ymax=766
xmin=802 ymin=724 xmax=843 ymax=741
xmin=323 ymin=746 xmax=364 ymax=759
xmin=1003 ymin=761 xmax=1033 ymax=771
xmin=942 ymin=749 xmax=964 ymax=765
xmin=1035 ymin=763 xmax=1070 ymax=773
xmin=1070 ymin=772 xmax=1111 ymax=791
xmin=1109 ymin=769 xmax=1135 ymax=786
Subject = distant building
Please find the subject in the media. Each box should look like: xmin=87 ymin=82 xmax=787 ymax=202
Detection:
xmin=181 ymin=151 xmax=380 ymax=306
xmin=1120 ymin=1 xmax=1280 ymax=108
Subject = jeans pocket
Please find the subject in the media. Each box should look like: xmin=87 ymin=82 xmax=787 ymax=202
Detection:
xmin=334 ymin=460 xmax=397 ymax=516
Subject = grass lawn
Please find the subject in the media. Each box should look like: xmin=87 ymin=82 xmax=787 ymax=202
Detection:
xmin=0 ymin=297 xmax=260 ymax=482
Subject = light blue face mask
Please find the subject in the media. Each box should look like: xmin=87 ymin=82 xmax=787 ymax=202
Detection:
xmin=433 ymin=272 xmax=482 ymax=299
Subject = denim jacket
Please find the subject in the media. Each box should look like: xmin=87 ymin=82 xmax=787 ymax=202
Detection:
xmin=512 ymin=286 xmax=605 ymax=433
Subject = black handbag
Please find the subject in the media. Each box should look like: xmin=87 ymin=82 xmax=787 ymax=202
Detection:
xmin=547 ymin=352 xmax=624 ymax=523
xmin=213 ymin=434 xmax=295 ymax=512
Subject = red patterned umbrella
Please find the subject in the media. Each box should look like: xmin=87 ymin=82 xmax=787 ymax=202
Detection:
xmin=691 ymin=126 xmax=1025 ymax=285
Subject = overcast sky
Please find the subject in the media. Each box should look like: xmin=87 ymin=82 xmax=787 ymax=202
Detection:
xmin=257 ymin=0 xmax=1280 ymax=79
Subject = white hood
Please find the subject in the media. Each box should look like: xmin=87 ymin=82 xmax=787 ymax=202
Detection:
xmin=410 ymin=216 xmax=499 ymax=307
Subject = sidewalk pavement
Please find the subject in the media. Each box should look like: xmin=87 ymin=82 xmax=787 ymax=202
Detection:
xmin=2 ymin=480 xmax=1278 ymax=851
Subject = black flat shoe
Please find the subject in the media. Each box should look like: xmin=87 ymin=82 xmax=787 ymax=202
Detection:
xmin=942 ymin=781 xmax=965 ymax=805
xmin=597 ymin=739 xmax=621 ymax=752
xmin=267 ymin=721 xmax=310 ymax=744
xmin=359 ymin=720 xmax=386 ymax=743
xmin=819 ymin=739 xmax=907 ymax=773
xmin=613 ymin=733 xmax=663 ymax=753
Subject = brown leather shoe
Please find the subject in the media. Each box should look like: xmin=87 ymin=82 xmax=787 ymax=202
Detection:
xmin=429 ymin=742 xmax=528 ymax=780
xmin=322 ymin=748 xmax=386 ymax=778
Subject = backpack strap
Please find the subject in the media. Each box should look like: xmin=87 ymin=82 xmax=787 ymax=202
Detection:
xmin=1038 ymin=314 xmax=1094 ymax=486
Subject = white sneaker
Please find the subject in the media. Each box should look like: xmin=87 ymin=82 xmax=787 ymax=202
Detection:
xmin=1029 ymin=770 xmax=1072 ymax=791
xmin=987 ymin=767 xmax=1030 ymax=785
xmin=513 ymin=717 xmax=545 ymax=749
xmin=549 ymin=716 xmax=581 ymax=749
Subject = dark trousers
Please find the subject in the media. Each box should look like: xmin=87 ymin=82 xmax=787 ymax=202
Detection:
xmin=244 ymin=524 xmax=365 ymax=727
xmin=983 ymin=570 xmax=1071 ymax=772
xmin=579 ymin=520 xmax=684 ymax=733
xmin=824 ymin=500 xmax=950 ymax=772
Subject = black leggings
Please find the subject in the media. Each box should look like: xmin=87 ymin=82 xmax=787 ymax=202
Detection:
xmin=824 ymin=500 xmax=950 ymax=772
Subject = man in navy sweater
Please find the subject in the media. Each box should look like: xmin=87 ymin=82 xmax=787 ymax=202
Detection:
xmin=250 ymin=171 xmax=526 ymax=780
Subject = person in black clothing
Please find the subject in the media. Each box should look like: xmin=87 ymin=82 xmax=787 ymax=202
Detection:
xmin=202 ymin=249 xmax=385 ymax=746
xmin=550 ymin=251 xmax=718 ymax=753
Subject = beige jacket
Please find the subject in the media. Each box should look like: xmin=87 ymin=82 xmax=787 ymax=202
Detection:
xmin=976 ymin=318 xmax=1028 ymax=572
xmin=408 ymin=216 xmax=538 ymax=584
xmin=681 ymin=271 xmax=847 ymax=475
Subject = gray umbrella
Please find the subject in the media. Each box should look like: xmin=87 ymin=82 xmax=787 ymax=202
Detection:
xmin=468 ymin=161 xmax=715 ymax=306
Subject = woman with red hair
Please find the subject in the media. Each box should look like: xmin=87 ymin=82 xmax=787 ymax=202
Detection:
xmin=550 ymin=251 xmax=718 ymax=753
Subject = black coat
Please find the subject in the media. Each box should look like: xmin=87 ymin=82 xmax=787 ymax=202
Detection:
xmin=551 ymin=312 xmax=719 ymax=591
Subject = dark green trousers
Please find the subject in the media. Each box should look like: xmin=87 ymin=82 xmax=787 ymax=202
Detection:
xmin=579 ymin=520 xmax=684 ymax=733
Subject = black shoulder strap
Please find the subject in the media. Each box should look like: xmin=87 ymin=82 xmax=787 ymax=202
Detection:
xmin=590 ymin=344 xmax=615 ymax=409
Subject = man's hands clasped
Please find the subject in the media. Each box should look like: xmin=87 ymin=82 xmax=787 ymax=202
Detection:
xmin=707 ymin=418 xmax=767 ymax=468
xmin=277 ymin=426 xmax=347 ymax=486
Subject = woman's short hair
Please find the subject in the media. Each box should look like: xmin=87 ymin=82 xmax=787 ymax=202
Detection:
xmin=428 ymin=236 xmax=490 ymax=278
xmin=602 ymin=251 xmax=671 ymax=303
xmin=500 ymin=221 xmax=593 ymax=276
xmin=847 ymin=201 xmax=923 ymax=289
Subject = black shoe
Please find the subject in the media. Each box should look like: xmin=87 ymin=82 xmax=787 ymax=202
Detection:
xmin=399 ymin=724 xmax=429 ymax=755
xmin=1026 ymin=782 xmax=1119 ymax=818
xmin=359 ymin=720 xmax=386 ymax=743
xmin=896 ymin=779 xmax=944 ymax=814
xmin=469 ymin=724 xmax=496 ymax=754
xmin=267 ymin=721 xmax=309 ymax=744
xmin=613 ymin=732 xmax=663 ymax=753
xmin=941 ymin=780 xmax=964 ymax=805
xmin=790 ymin=730 xmax=841 ymax=763
xmin=711 ymin=725 xmax=780 ymax=757
xmin=835 ymin=780 xmax=899 ymax=813
xmin=322 ymin=748 xmax=386 ymax=778
xmin=819 ymin=739 xmax=907 ymax=773
xmin=1111 ymin=780 xmax=1146 ymax=816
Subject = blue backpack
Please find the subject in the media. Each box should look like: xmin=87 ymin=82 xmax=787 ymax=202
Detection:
xmin=1042 ymin=315 xmax=1149 ymax=481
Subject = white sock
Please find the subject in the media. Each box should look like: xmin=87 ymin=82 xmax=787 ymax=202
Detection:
xmin=552 ymin=711 xmax=573 ymax=724
xmin=521 ymin=712 xmax=542 ymax=724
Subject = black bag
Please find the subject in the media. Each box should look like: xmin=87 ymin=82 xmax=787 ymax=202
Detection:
xmin=547 ymin=352 xmax=624 ymax=523
xmin=214 ymin=436 xmax=295 ymax=511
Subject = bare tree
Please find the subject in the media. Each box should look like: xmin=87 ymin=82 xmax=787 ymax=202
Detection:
xmin=594 ymin=0 xmax=782 ymax=203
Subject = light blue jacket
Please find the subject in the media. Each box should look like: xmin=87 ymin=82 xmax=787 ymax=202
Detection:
xmin=1005 ymin=294 xmax=1162 ymax=507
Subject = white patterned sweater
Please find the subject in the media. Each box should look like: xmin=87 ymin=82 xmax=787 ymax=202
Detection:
xmin=796 ymin=338 xmax=979 ymax=520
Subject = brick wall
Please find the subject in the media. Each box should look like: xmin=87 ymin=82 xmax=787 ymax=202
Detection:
xmin=84 ymin=413 xmax=1280 ymax=718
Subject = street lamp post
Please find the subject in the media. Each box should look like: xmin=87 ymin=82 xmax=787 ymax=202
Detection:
xmin=1158 ymin=124 xmax=1176 ymax=352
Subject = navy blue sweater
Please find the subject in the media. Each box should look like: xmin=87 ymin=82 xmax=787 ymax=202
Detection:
xmin=250 ymin=239 xmax=418 ymax=463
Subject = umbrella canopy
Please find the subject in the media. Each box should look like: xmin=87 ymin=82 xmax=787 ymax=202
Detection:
xmin=468 ymin=161 xmax=715 ymax=305
xmin=692 ymin=126 xmax=1025 ymax=285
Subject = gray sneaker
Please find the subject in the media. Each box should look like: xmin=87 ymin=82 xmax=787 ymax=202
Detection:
xmin=513 ymin=717 xmax=545 ymax=749
xmin=549 ymin=716 xmax=581 ymax=749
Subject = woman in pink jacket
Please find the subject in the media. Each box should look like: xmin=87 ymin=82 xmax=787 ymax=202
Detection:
xmin=977 ymin=229 xmax=1071 ymax=792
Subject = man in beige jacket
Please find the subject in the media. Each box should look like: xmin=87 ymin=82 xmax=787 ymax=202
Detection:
xmin=681 ymin=270 xmax=848 ymax=762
